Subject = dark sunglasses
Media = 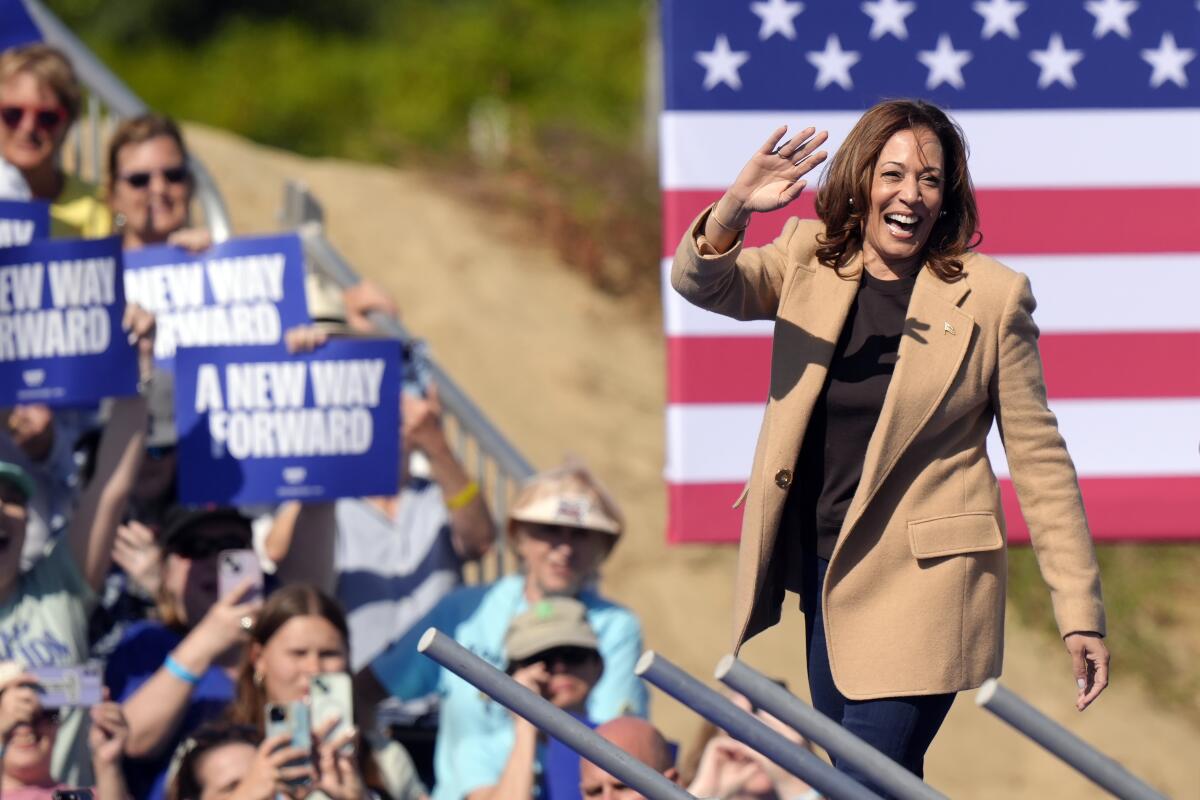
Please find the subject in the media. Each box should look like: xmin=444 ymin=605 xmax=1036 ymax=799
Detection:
xmin=171 ymin=534 xmax=249 ymax=561
xmin=512 ymin=646 xmax=597 ymax=672
xmin=0 ymin=104 xmax=66 ymax=132
xmin=120 ymin=165 xmax=190 ymax=189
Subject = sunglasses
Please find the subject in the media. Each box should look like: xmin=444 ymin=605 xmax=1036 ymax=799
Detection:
xmin=511 ymin=646 xmax=597 ymax=672
xmin=120 ymin=165 xmax=190 ymax=189
xmin=0 ymin=104 xmax=66 ymax=132
xmin=171 ymin=534 xmax=250 ymax=561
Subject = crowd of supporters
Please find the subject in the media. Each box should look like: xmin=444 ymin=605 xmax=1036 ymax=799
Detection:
xmin=0 ymin=42 xmax=822 ymax=800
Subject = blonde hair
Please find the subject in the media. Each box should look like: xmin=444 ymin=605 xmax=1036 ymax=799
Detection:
xmin=0 ymin=44 xmax=83 ymax=123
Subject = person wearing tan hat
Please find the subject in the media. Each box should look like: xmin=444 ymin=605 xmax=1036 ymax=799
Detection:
xmin=357 ymin=461 xmax=646 ymax=800
xmin=467 ymin=597 xmax=605 ymax=800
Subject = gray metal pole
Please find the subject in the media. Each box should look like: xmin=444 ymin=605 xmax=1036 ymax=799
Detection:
xmin=716 ymin=656 xmax=946 ymax=800
xmin=418 ymin=630 xmax=696 ymax=800
xmin=976 ymin=680 xmax=1167 ymax=800
xmin=636 ymin=651 xmax=881 ymax=800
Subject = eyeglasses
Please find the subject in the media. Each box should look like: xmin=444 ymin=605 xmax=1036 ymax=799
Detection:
xmin=119 ymin=165 xmax=190 ymax=189
xmin=511 ymin=646 xmax=597 ymax=672
xmin=0 ymin=104 xmax=66 ymax=132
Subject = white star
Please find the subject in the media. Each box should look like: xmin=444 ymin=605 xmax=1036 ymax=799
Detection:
xmin=861 ymin=0 xmax=916 ymax=41
xmin=917 ymin=34 xmax=973 ymax=89
xmin=695 ymin=35 xmax=751 ymax=90
xmin=972 ymin=0 xmax=1027 ymax=40
xmin=1141 ymin=31 xmax=1195 ymax=88
xmin=805 ymin=34 xmax=862 ymax=91
xmin=1029 ymin=33 xmax=1085 ymax=89
xmin=1085 ymin=0 xmax=1138 ymax=39
xmin=751 ymin=0 xmax=805 ymax=41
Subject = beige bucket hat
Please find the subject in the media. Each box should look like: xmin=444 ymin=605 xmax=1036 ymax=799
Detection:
xmin=507 ymin=461 xmax=624 ymax=538
xmin=504 ymin=597 xmax=600 ymax=664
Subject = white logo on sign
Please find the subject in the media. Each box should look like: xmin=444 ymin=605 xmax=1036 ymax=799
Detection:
xmin=282 ymin=467 xmax=307 ymax=485
xmin=22 ymin=369 xmax=46 ymax=387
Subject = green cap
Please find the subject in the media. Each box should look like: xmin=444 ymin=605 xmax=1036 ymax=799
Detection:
xmin=0 ymin=462 xmax=35 ymax=503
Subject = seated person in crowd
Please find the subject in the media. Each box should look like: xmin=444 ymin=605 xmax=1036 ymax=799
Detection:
xmin=278 ymin=300 xmax=495 ymax=672
xmin=107 ymin=507 xmax=261 ymax=800
xmin=224 ymin=584 xmax=425 ymax=800
xmin=683 ymin=691 xmax=818 ymax=800
xmin=580 ymin=718 xmax=681 ymax=800
xmin=167 ymin=719 xmax=372 ymax=800
xmin=0 ymin=306 xmax=153 ymax=785
xmin=0 ymin=44 xmax=110 ymax=237
xmin=106 ymin=113 xmax=212 ymax=253
xmin=357 ymin=462 xmax=647 ymax=800
xmin=469 ymin=597 xmax=605 ymax=800
xmin=0 ymin=661 xmax=130 ymax=800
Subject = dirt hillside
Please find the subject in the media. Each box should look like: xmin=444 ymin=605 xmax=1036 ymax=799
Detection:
xmin=185 ymin=123 xmax=1199 ymax=798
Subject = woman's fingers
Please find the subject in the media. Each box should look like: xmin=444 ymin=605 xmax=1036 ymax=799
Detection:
xmin=777 ymin=126 xmax=818 ymax=158
xmin=758 ymin=125 xmax=790 ymax=155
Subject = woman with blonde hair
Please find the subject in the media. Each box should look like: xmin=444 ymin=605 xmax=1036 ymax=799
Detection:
xmin=0 ymin=43 xmax=109 ymax=237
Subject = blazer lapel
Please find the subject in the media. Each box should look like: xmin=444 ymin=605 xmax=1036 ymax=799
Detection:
xmin=839 ymin=268 xmax=974 ymax=543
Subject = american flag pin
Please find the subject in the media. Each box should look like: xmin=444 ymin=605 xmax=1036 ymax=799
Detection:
xmin=944 ymin=322 xmax=956 ymax=335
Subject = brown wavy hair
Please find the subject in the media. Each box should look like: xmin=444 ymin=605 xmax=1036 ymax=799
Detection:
xmin=814 ymin=99 xmax=981 ymax=282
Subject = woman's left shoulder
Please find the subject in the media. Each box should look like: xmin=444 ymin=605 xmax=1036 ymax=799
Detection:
xmin=960 ymin=250 xmax=1027 ymax=308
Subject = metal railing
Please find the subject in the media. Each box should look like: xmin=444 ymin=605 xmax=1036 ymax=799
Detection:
xmin=26 ymin=0 xmax=532 ymax=579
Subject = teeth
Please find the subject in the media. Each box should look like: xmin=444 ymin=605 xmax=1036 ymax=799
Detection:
xmin=886 ymin=213 xmax=918 ymax=224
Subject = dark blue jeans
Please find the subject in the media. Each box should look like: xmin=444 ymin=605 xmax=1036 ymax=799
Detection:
xmin=800 ymin=550 xmax=955 ymax=797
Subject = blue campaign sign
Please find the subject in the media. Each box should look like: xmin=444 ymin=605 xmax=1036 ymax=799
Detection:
xmin=0 ymin=200 xmax=50 ymax=248
xmin=0 ymin=236 xmax=138 ymax=406
xmin=0 ymin=0 xmax=42 ymax=52
xmin=123 ymin=232 xmax=311 ymax=371
xmin=173 ymin=338 xmax=402 ymax=506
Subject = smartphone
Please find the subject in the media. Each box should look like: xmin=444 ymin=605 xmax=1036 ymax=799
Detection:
xmin=31 ymin=664 xmax=103 ymax=708
xmin=218 ymin=549 xmax=263 ymax=603
xmin=310 ymin=672 xmax=354 ymax=748
xmin=52 ymin=790 xmax=94 ymax=800
xmin=264 ymin=701 xmax=312 ymax=785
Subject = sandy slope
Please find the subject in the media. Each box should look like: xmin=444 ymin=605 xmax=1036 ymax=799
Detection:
xmin=185 ymin=123 xmax=1199 ymax=798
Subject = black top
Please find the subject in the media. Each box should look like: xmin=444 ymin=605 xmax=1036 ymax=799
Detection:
xmin=783 ymin=269 xmax=917 ymax=559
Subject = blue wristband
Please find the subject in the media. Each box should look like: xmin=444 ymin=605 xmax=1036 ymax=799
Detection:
xmin=164 ymin=654 xmax=202 ymax=685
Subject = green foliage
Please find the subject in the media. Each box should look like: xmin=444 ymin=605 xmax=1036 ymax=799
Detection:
xmin=1008 ymin=543 xmax=1200 ymax=723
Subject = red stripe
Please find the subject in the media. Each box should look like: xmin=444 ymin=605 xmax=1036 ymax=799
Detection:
xmin=667 ymin=476 xmax=1200 ymax=544
xmin=662 ymin=188 xmax=1200 ymax=258
xmin=667 ymin=332 xmax=1200 ymax=404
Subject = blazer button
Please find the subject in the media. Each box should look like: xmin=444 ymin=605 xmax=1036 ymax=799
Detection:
xmin=774 ymin=469 xmax=793 ymax=489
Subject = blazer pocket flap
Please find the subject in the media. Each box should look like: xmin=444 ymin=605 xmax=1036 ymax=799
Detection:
xmin=908 ymin=512 xmax=1003 ymax=559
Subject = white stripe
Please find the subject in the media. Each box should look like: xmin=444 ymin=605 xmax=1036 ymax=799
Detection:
xmin=660 ymin=109 xmax=1200 ymax=190
xmin=665 ymin=399 xmax=1200 ymax=483
xmin=662 ymin=254 xmax=1200 ymax=336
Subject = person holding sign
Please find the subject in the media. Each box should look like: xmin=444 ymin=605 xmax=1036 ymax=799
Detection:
xmin=0 ymin=303 xmax=154 ymax=785
xmin=0 ymin=44 xmax=110 ymax=238
xmin=670 ymin=100 xmax=1108 ymax=786
xmin=106 ymin=115 xmax=212 ymax=254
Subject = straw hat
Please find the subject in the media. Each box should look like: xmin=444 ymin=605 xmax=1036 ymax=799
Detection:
xmin=508 ymin=461 xmax=623 ymax=538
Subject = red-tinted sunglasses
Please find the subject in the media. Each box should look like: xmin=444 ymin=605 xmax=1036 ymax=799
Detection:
xmin=0 ymin=104 xmax=66 ymax=132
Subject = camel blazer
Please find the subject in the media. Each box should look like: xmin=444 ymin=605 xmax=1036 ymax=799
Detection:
xmin=671 ymin=209 xmax=1106 ymax=700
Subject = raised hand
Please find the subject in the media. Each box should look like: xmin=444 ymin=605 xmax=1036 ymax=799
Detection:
xmin=728 ymin=125 xmax=829 ymax=218
xmin=113 ymin=520 xmax=163 ymax=597
xmin=229 ymin=732 xmax=314 ymax=800
xmin=312 ymin=715 xmax=367 ymax=800
xmin=88 ymin=699 xmax=130 ymax=766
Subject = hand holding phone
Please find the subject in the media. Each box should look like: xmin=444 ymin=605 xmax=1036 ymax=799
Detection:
xmin=310 ymin=672 xmax=354 ymax=753
xmin=218 ymin=549 xmax=263 ymax=603
xmin=264 ymin=701 xmax=312 ymax=786
xmin=30 ymin=664 xmax=103 ymax=709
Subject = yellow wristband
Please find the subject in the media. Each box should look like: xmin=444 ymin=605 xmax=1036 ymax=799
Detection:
xmin=446 ymin=480 xmax=480 ymax=510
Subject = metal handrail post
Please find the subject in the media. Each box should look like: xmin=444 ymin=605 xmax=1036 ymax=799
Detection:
xmin=976 ymin=680 xmax=1166 ymax=800
xmin=636 ymin=652 xmax=881 ymax=800
xmin=418 ymin=630 xmax=696 ymax=800
xmin=716 ymin=656 xmax=946 ymax=800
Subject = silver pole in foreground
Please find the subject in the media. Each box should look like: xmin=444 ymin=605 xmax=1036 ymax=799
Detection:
xmin=636 ymin=651 xmax=881 ymax=800
xmin=417 ymin=630 xmax=695 ymax=800
xmin=976 ymin=680 xmax=1166 ymax=800
xmin=716 ymin=656 xmax=946 ymax=800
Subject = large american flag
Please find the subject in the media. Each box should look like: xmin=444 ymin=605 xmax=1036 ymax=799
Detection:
xmin=660 ymin=0 xmax=1199 ymax=544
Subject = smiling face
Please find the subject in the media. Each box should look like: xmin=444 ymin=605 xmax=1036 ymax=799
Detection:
xmin=0 ymin=71 xmax=67 ymax=176
xmin=514 ymin=523 xmax=613 ymax=599
xmin=861 ymin=127 xmax=945 ymax=277
xmin=110 ymin=134 xmax=192 ymax=246
xmin=1 ymin=707 xmax=57 ymax=785
xmin=253 ymin=615 xmax=348 ymax=705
